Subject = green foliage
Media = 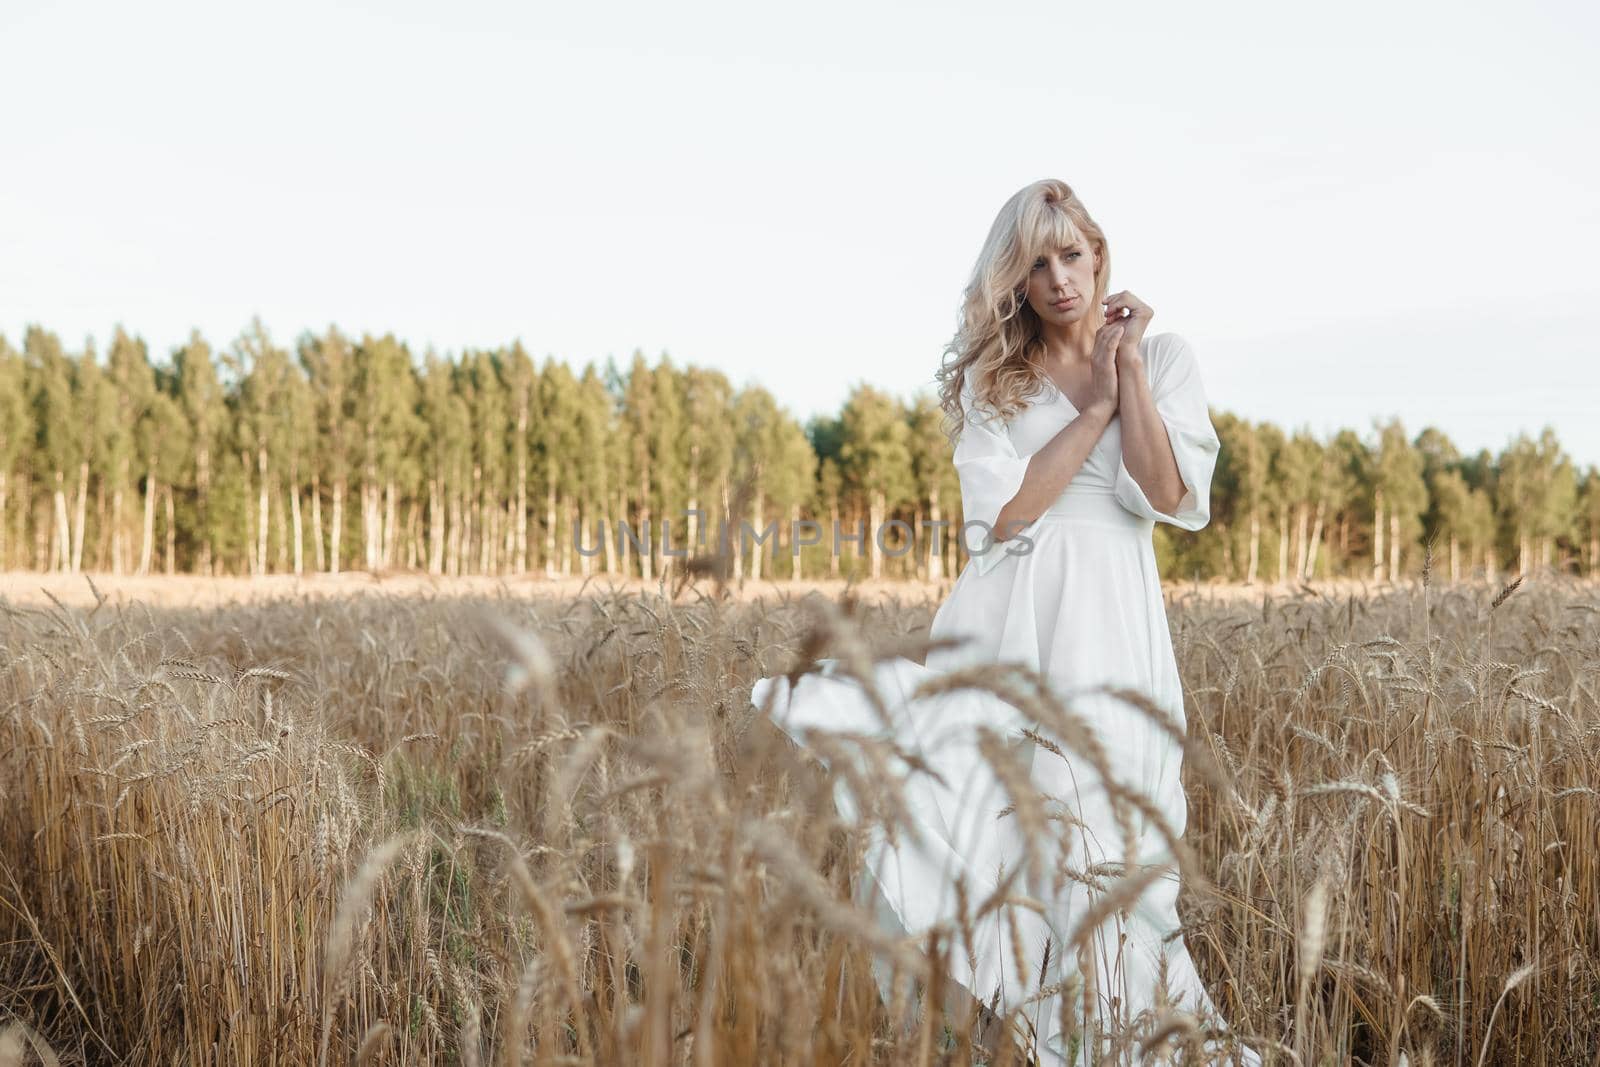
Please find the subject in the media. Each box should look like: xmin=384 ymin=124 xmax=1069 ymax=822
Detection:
xmin=0 ymin=323 xmax=1594 ymax=581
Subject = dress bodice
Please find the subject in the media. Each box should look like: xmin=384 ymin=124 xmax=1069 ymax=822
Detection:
xmin=1004 ymin=382 xmax=1124 ymax=494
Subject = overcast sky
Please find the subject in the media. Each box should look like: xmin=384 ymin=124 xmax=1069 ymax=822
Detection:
xmin=4 ymin=0 xmax=1597 ymax=466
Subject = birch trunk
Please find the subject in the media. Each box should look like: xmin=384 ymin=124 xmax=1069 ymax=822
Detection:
xmin=310 ymin=474 xmax=325 ymax=572
xmin=1373 ymin=491 xmax=1385 ymax=582
xmin=545 ymin=483 xmax=558 ymax=578
xmin=1277 ymin=507 xmax=1289 ymax=584
xmin=72 ymin=460 xmax=89 ymax=573
xmin=111 ymin=477 xmax=126 ymax=575
xmin=428 ymin=477 xmax=445 ymax=575
xmin=291 ymin=480 xmax=304 ymax=575
xmin=53 ymin=473 xmax=70 ymax=573
xmin=1306 ymin=498 xmax=1326 ymax=582
xmin=330 ymin=479 xmax=344 ymax=575
xmin=1389 ymin=512 xmax=1401 ymax=581
xmin=256 ymin=445 xmax=270 ymax=576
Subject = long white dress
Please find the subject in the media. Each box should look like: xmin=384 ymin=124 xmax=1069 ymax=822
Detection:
xmin=751 ymin=332 xmax=1249 ymax=1065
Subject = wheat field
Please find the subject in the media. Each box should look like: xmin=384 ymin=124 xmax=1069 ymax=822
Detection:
xmin=0 ymin=567 xmax=1595 ymax=1065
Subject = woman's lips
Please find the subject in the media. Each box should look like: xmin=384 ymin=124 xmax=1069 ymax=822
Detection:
xmin=1052 ymin=298 xmax=1077 ymax=309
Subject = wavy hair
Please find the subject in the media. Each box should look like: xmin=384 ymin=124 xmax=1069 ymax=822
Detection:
xmin=935 ymin=179 xmax=1111 ymax=443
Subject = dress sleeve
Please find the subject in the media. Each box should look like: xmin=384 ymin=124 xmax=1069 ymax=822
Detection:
xmin=1113 ymin=333 xmax=1222 ymax=530
xmin=954 ymin=381 xmax=1031 ymax=577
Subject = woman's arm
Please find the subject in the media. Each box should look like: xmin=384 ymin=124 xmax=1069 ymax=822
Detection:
xmin=1116 ymin=349 xmax=1188 ymax=516
xmin=991 ymin=401 xmax=1115 ymax=541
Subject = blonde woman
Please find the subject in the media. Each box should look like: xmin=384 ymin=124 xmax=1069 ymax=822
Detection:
xmin=753 ymin=179 xmax=1255 ymax=1065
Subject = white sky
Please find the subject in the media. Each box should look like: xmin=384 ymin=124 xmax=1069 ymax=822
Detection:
xmin=4 ymin=0 xmax=1597 ymax=466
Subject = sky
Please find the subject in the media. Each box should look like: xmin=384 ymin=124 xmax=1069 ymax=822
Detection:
xmin=3 ymin=0 xmax=1598 ymax=466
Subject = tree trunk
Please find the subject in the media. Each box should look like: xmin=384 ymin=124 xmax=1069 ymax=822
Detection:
xmin=1306 ymin=498 xmax=1326 ymax=581
xmin=502 ymin=496 xmax=515 ymax=575
xmin=749 ymin=487 xmax=765 ymax=583
xmin=52 ymin=474 xmax=69 ymax=573
xmin=274 ymin=481 xmax=289 ymax=574
xmin=544 ymin=483 xmax=558 ymax=578
xmin=489 ymin=485 xmax=501 ymax=574
xmin=579 ymin=502 xmax=598 ymax=575
xmin=310 ymin=474 xmax=325 ymax=572
xmin=687 ymin=444 xmax=701 ymax=566
xmin=515 ymin=410 xmax=529 ymax=574
xmin=473 ymin=465 xmax=487 ymax=575
xmin=1389 ymin=511 xmax=1401 ymax=582
xmin=22 ymin=474 xmax=40 ymax=570
xmin=638 ymin=469 xmax=653 ymax=584
xmin=600 ymin=485 xmax=616 ymax=577
xmin=792 ymin=501 xmax=805 ymax=582
xmin=725 ymin=481 xmax=738 ymax=584
xmin=1246 ymin=504 xmax=1260 ymax=585
xmin=614 ymin=487 xmax=630 ymax=577
xmin=1373 ymin=491 xmax=1385 ymax=582
xmin=559 ymin=496 xmax=571 ymax=577
xmin=72 ymin=460 xmax=89 ymax=573
xmin=463 ymin=484 xmax=475 ymax=575
xmin=138 ymin=468 xmax=156 ymax=575
xmin=330 ymin=479 xmax=345 ymax=575
xmin=428 ymin=477 xmax=445 ymax=575
xmin=406 ymin=500 xmax=421 ymax=569
xmin=111 ymin=477 xmax=126 ymax=576
xmin=869 ymin=490 xmax=885 ymax=583
xmin=361 ymin=481 xmax=377 ymax=570
xmin=1294 ymin=501 xmax=1310 ymax=581
xmin=1276 ymin=507 xmax=1289 ymax=584
xmin=291 ymin=479 xmax=304 ymax=575
xmin=196 ymin=445 xmax=212 ymax=576
xmin=828 ymin=496 xmax=840 ymax=579
xmin=256 ymin=445 xmax=270 ymax=576
xmin=93 ymin=481 xmax=108 ymax=572
xmin=448 ymin=487 xmax=463 ymax=577
xmin=241 ymin=451 xmax=256 ymax=576
xmin=380 ymin=478 xmax=392 ymax=567
xmin=163 ymin=484 xmax=176 ymax=574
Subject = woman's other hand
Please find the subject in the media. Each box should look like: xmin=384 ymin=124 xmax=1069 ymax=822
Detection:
xmin=1083 ymin=320 xmax=1124 ymax=419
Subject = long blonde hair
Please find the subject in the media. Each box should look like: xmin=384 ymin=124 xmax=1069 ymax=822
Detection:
xmin=936 ymin=178 xmax=1111 ymax=443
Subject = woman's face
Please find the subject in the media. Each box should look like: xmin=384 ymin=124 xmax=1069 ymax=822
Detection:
xmin=1024 ymin=240 xmax=1100 ymax=323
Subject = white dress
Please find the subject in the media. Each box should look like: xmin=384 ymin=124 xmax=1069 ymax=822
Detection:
xmin=751 ymin=333 xmax=1254 ymax=1064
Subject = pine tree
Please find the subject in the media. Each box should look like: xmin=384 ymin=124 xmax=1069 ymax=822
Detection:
xmin=174 ymin=332 xmax=225 ymax=575
xmin=298 ymin=327 xmax=357 ymax=574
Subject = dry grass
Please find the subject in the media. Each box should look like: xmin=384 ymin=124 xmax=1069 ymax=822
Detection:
xmin=0 ymin=570 xmax=1595 ymax=1065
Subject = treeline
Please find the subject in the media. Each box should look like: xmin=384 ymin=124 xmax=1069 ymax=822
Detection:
xmin=2 ymin=320 xmax=1598 ymax=584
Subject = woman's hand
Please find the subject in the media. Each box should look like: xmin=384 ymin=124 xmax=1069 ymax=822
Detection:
xmin=1083 ymin=319 xmax=1124 ymax=418
xmin=1102 ymin=290 xmax=1153 ymax=365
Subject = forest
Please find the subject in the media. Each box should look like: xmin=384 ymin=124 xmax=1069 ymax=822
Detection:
xmin=2 ymin=319 xmax=1597 ymax=584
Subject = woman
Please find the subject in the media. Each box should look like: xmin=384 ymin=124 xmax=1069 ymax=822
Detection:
xmin=751 ymin=179 xmax=1254 ymax=1064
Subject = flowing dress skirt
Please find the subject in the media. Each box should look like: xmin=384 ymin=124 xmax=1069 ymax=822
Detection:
xmin=751 ymin=490 xmax=1236 ymax=1065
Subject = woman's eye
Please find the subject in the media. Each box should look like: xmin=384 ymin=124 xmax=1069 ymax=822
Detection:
xmin=1067 ymin=251 xmax=1081 ymax=260
xmin=1032 ymin=259 xmax=1045 ymax=270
